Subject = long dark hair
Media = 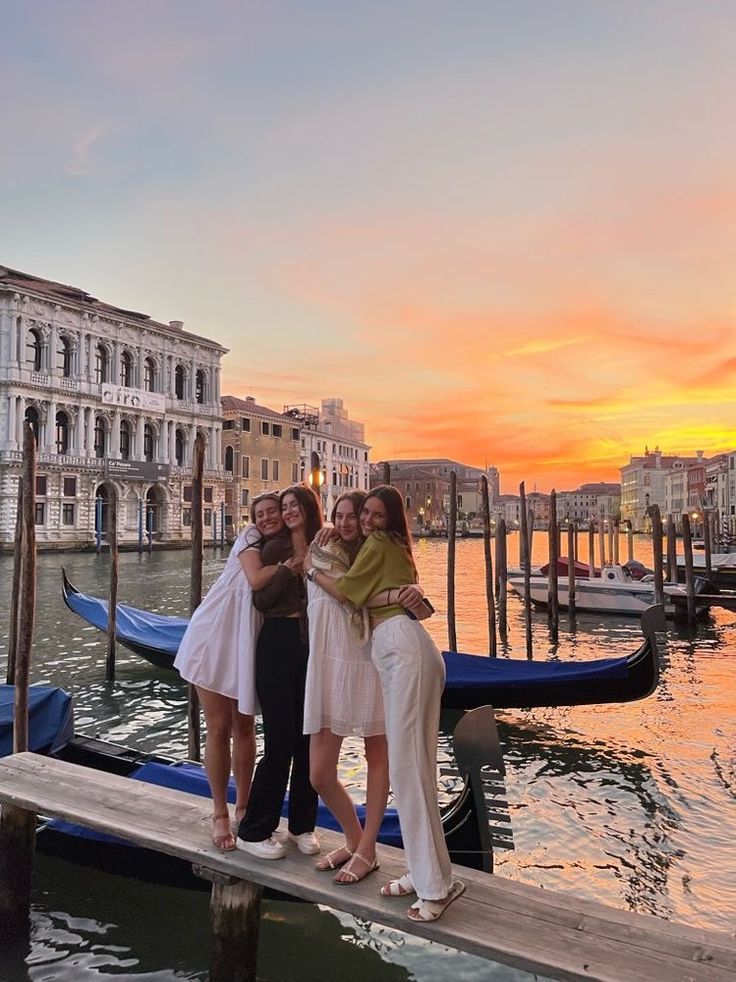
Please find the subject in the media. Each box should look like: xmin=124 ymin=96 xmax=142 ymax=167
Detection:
xmin=364 ymin=485 xmax=416 ymax=575
xmin=280 ymin=484 xmax=323 ymax=542
xmin=330 ymin=490 xmax=367 ymax=525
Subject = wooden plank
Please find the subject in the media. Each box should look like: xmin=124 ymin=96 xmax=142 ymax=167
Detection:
xmin=0 ymin=754 xmax=734 ymax=982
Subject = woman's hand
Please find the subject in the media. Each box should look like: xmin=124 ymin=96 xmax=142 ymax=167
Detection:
xmin=397 ymin=585 xmax=424 ymax=607
xmin=312 ymin=526 xmax=339 ymax=548
xmin=284 ymin=555 xmax=304 ymax=576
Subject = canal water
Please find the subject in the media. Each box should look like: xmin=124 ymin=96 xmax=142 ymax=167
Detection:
xmin=0 ymin=535 xmax=735 ymax=980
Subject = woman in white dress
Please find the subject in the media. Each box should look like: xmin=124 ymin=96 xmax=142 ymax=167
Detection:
xmin=304 ymin=491 xmax=389 ymax=884
xmin=174 ymin=492 xmax=284 ymax=851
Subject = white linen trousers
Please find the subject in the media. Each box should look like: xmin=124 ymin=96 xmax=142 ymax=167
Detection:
xmin=371 ymin=615 xmax=452 ymax=900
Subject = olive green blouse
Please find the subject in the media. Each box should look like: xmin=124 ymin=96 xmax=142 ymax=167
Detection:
xmin=334 ymin=531 xmax=415 ymax=624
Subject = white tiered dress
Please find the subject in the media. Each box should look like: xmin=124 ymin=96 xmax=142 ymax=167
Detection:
xmin=174 ymin=526 xmax=262 ymax=716
xmin=303 ymin=544 xmax=384 ymax=738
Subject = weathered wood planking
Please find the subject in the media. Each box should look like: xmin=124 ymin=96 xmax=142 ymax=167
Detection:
xmin=1 ymin=753 xmax=735 ymax=982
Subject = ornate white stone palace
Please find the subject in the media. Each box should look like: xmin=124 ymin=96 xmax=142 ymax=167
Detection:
xmin=0 ymin=265 xmax=229 ymax=550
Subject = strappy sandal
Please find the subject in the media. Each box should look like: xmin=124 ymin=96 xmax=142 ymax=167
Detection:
xmin=315 ymin=844 xmax=353 ymax=871
xmin=406 ymin=879 xmax=466 ymax=922
xmin=379 ymin=872 xmax=415 ymax=897
xmin=212 ymin=813 xmax=236 ymax=852
xmin=333 ymin=852 xmax=380 ymax=886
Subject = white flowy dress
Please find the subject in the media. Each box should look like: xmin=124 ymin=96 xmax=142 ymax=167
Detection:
xmin=303 ymin=542 xmax=384 ymax=737
xmin=174 ymin=526 xmax=262 ymax=716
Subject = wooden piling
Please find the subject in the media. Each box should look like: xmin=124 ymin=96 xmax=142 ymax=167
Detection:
xmin=189 ymin=433 xmax=205 ymax=762
xmin=527 ymin=506 xmax=535 ymax=565
xmin=1 ymin=422 xmax=38 ymax=945
xmin=681 ymin=513 xmax=697 ymax=626
xmin=6 ymin=487 xmax=22 ymax=684
xmin=210 ymin=879 xmax=264 ymax=982
xmin=567 ymin=521 xmax=576 ymax=616
xmin=547 ymin=491 xmax=559 ymax=640
xmin=496 ymin=517 xmax=508 ymax=640
xmin=666 ymin=514 xmax=677 ymax=583
xmin=650 ymin=505 xmax=665 ymax=608
xmin=480 ymin=476 xmax=496 ymax=657
xmin=598 ymin=516 xmax=606 ymax=568
xmin=588 ymin=522 xmax=596 ymax=578
xmin=519 ymin=483 xmax=532 ymax=658
xmin=447 ymin=470 xmax=458 ymax=652
xmin=612 ymin=519 xmax=620 ymax=565
xmin=626 ymin=519 xmax=634 ymax=563
xmin=106 ymin=485 xmax=119 ymax=683
xmin=15 ymin=422 xmax=36 ymax=754
xmin=607 ymin=519 xmax=614 ymax=568
xmin=703 ymin=510 xmax=713 ymax=579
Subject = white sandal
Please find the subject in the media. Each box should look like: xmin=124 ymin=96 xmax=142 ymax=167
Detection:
xmin=406 ymin=880 xmax=466 ymax=922
xmin=379 ymin=872 xmax=415 ymax=897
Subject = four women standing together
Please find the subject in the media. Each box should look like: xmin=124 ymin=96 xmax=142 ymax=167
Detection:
xmin=176 ymin=483 xmax=464 ymax=922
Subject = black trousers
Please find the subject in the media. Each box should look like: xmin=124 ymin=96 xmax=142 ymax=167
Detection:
xmin=238 ymin=617 xmax=317 ymax=841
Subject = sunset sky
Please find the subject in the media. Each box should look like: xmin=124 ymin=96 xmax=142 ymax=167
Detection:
xmin=3 ymin=2 xmax=735 ymax=492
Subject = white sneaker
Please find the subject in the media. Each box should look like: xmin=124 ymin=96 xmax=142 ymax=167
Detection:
xmin=272 ymin=827 xmax=289 ymax=845
xmin=289 ymin=831 xmax=320 ymax=855
xmin=237 ymin=836 xmax=287 ymax=860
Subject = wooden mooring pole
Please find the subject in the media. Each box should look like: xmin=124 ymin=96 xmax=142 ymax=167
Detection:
xmin=666 ymin=514 xmax=677 ymax=583
xmin=106 ymin=485 xmax=119 ymax=683
xmin=650 ymin=505 xmax=665 ymax=608
xmin=480 ymin=476 xmax=496 ymax=657
xmin=6 ymin=488 xmax=23 ymax=684
xmin=598 ymin=515 xmax=606 ymax=568
xmin=188 ymin=433 xmax=205 ymax=762
xmin=567 ymin=521 xmax=576 ymax=617
xmin=547 ymin=491 xmax=559 ymax=640
xmin=681 ymin=513 xmax=697 ymax=627
xmin=612 ymin=519 xmax=620 ymax=565
xmin=495 ymin=517 xmax=508 ymax=640
xmin=0 ymin=422 xmax=38 ymax=946
xmin=626 ymin=519 xmax=634 ymax=563
xmin=588 ymin=521 xmax=596 ymax=577
xmin=447 ymin=470 xmax=458 ymax=652
xmin=519 ymin=482 xmax=532 ymax=657
xmin=703 ymin=510 xmax=713 ymax=579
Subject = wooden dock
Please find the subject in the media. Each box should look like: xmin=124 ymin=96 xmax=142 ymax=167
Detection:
xmin=1 ymin=753 xmax=735 ymax=981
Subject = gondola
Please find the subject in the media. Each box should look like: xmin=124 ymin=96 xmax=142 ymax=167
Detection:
xmin=0 ymin=686 xmax=499 ymax=888
xmin=62 ymin=570 xmax=664 ymax=709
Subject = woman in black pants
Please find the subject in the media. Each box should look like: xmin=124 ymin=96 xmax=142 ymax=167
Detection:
xmin=237 ymin=485 xmax=323 ymax=859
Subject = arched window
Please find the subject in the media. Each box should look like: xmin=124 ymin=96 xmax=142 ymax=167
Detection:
xmin=24 ymin=406 xmax=40 ymax=443
xmin=175 ymin=428 xmax=185 ymax=466
xmin=143 ymin=423 xmax=154 ymax=462
xmin=94 ymin=416 xmax=106 ymax=458
xmin=225 ymin=446 xmax=234 ymax=472
xmin=95 ymin=345 xmax=109 ymax=384
xmin=120 ymin=420 xmax=131 ymax=460
xmin=144 ymin=357 xmax=156 ymax=392
xmin=120 ymin=350 xmax=134 ymax=387
xmin=57 ymin=335 xmax=72 ymax=377
xmin=26 ymin=328 xmax=43 ymax=371
xmin=195 ymin=369 xmax=206 ymax=404
xmin=175 ymin=365 xmax=185 ymax=400
xmin=55 ymin=411 xmax=70 ymax=454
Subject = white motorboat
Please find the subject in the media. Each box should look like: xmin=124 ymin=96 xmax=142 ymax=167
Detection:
xmin=507 ymin=564 xmax=707 ymax=617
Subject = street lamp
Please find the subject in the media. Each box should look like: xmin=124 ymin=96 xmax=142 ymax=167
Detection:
xmin=308 ymin=451 xmax=323 ymax=491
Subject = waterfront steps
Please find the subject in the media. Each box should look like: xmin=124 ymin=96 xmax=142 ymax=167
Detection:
xmin=1 ymin=752 xmax=735 ymax=982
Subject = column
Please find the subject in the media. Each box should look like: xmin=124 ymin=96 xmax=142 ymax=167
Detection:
xmin=113 ymin=340 xmax=120 ymax=387
xmin=75 ymin=405 xmax=85 ymax=453
xmin=214 ymin=426 xmax=222 ymax=468
xmin=16 ymin=314 xmax=24 ymax=369
xmin=136 ymin=414 xmax=144 ymax=460
xmin=16 ymin=396 xmax=26 ymax=446
xmin=189 ymin=423 xmax=196 ymax=467
xmin=85 ymin=408 xmax=94 ymax=457
xmin=45 ymin=399 xmax=58 ymax=452
xmin=7 ymin=394 xmax=17 ymax=448
xmin=111 ymin=410 xmax=121 ymax=459
xmin=137 ymin=346 xmax=144 ymax=389
xmin=49 ymin=324 xmax=58 ymax=378
xmin=160 ymin=418 xmax=169 ymax=463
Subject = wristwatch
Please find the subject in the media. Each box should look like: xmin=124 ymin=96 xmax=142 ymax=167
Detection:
xmin=306 ymin=568 xmax=316 ymax=582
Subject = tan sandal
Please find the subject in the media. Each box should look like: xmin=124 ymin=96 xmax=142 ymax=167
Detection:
xmin=315 ymin=844 xmax=353 ymax=871
xmin=380 ymin=872 xmax=415 ymax=897
xmin=212 ymin=813 xmax=236 ymax=852
xmin=333 ymin=852 xmax=380 ymax=886
xmin=406 ymin=880 xmax=466 ymax=922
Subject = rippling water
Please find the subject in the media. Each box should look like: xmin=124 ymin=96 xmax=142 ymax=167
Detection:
xmin=1 ymin=534 xmax=735 ymax=980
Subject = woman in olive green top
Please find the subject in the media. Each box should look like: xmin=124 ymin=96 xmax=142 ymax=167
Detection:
xmin=306 ymin=486 xmax=465 ymax=922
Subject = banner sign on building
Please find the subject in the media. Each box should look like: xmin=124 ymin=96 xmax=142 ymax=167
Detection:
xmin=101 ymin=384 xmax=166 ymax=414
xmin=106 ymin=460 xmax=171 ymax=482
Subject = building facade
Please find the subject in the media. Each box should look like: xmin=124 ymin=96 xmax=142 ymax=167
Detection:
xmin=0 ymin=265 xmax=228 ymax=550
xmin=555 ymin=482 xmax=621 ymax=525
xmin=620 ymin=448 xmax=701 ymax=531
xmin=284 ymin=398 xmax=370 ymax=517
xmin=221 ymin=395 xmax=301 ymax=532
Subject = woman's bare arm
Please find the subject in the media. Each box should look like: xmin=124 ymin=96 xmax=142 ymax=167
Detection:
xmin=239 ymin=549 xmax=282 ymax=590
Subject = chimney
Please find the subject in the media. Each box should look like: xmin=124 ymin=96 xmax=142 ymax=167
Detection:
xmin=169 ymin=320 xmax=184 ymax=330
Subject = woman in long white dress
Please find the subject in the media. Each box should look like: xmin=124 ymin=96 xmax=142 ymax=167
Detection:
xmin=174 ymin=492 xmax=284 ymax=850
xmin=304 ymin=491 xmax=389 ymax=884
